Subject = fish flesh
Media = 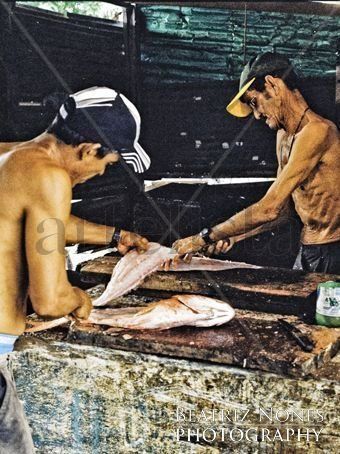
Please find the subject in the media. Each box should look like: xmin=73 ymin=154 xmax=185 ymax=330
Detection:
xmin=170 ymin=256 xmax=261 ymax=272
xmin=25 ymin=317 xmax=70 ymax=333
xmin=93 ymin=242 xmax=260 ymax=306
xmin=85 ymin=294 xmax=235 ymax=330
xmin=93 ymin=242 xmax=172 ymax=306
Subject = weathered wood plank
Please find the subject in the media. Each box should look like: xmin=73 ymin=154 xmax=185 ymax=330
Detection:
xmin=67 ymin=308 xmax=340 ymax=378
xmin=80 ymin=256 xmax=340 ymax=320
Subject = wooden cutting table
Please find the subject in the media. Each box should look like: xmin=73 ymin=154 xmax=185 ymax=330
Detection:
xmin=19 ymin=258 xmax=340 ymax=454
xmin=69 ymin=256 xmax=340 ymax=378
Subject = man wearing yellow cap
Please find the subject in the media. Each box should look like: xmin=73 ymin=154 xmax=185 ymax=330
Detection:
xmin=173 ymin=52 xmax=340 ymax=274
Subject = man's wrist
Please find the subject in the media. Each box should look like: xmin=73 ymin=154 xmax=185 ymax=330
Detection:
xmin=198 ymin=227 xmax=215 ymax=245
xmin=109 ymin=228 xmax=121 ymax=247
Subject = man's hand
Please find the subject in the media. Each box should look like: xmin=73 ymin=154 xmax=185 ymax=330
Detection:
xmin=161 ymin=236 xmax=234 ymax=271
xmin=71 ymin=288 xmax=93 ymax=320
xmin=162 ymin=234 xmax=207 ymax=271
xmin=172 ymin=234 xmax=206 ymax=255
xmin=204 ymin=238 xmax=235 ymax=256
xmin=117 ymin=230 xmax=149 ymax=255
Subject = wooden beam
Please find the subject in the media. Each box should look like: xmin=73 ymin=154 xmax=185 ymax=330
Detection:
xmin=123 ymin=4 xmax=142 ymax=103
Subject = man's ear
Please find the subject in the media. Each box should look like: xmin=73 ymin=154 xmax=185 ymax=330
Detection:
xmin=77 ymin=143 xmax=101 ymax=160
xmin=264 ymin=75 xmax=281 ymax=96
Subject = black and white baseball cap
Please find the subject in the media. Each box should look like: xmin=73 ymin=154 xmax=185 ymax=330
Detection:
xmin=48 ymin=86 xmax=151 ymax=173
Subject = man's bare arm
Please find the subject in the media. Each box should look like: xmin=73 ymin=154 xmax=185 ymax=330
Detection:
xmin=173 ymin=122 xmax=329 ymax=254
xmin=25 ymin=167 xmax=92 ymax=318
xmin=230 ymin=201 xmax=293 ymax=243
xmin=210 ymin=122 xmax=329 ymax=241
xmin=66 ymin=214 xmax=149 ymax=254
xmin=66 ymin=215 xmax=115 ymax=245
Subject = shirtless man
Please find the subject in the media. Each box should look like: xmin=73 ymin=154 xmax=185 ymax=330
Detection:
xmin=173 ymin=53 xmax=340 ymax=274
xmin=0 ymin=86 xmax=150 ymax=453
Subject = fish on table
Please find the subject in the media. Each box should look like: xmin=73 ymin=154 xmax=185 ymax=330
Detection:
xmin=25 ymin=316 xmax=70 ymax=333
xmin=82 ymin=294 xmax=235 ymax=330
xmin=93 ymin=242 xmax=260 ymax=306
xmin=25 ymin=295 xmax=235 ymax=332
xmin=25 ymin=241 xmax=257 ymax=332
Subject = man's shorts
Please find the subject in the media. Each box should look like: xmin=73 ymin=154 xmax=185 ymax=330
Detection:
xmin=293 ymin=240 xmax=340 ymax=274
xmin=0 ymin=356 xmax=35 ymax=454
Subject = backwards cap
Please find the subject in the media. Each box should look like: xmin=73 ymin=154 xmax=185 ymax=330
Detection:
xmin=226 ymin=53 xmax=295 ymax=117
xmin=48 ymin=86 xmax=151 ymax=174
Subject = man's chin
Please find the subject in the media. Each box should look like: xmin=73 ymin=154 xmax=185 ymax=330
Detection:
xmin=266 ymin=118 xmax=278 ymax=130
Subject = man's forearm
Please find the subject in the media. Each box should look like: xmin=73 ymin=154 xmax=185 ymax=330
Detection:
xmin=210 ymin=202 xmax=279 ymax=242
xmin=31 ymin=284 xmax=88 ymax=318
xmin=230 ymin=215 xmax=289 ymax=245
xmin=66 ymin=215 xmax=115 ymax=245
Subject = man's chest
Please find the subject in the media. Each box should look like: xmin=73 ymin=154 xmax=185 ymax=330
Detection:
xmin=278 ymin=134 xmax=295 ymax=169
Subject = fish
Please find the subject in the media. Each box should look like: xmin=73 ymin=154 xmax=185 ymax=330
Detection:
xmin=25 ymin=317 xmax=70 ymax=333
xmin=93 ymin=242 xmax=172 ymax=306
xmin=85 ymin=294 xmax=235 ymax=330
xmin=93 ymin=242 xmax=260 ymax=306
xmin=170 ymin=256 xmax=261 ymax=272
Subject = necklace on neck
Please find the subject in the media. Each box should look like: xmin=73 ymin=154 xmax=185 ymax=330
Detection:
xmin=280 ymin=107 xmax=310 ymax=169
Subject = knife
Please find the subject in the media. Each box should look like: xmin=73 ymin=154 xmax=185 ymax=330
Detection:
xmin=278 ymin=319 xmax=314 ymax=352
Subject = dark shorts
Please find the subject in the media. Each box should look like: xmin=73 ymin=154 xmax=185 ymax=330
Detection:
xmin=0 ymin=358 xmax=35 ymax=454
xmin=293 ymin=241 xmax=340 ymax=274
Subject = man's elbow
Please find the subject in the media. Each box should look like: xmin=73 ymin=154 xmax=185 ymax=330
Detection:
xmin=261 ymin=204 xmax=281 ymax=223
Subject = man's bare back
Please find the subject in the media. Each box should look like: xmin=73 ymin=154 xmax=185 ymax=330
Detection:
xmin=0 ymin=134 xmax=149 ymax=336
xmin=0 ymin=136 xmax=89 ymax=335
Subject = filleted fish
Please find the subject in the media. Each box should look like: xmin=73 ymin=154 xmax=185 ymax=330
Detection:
xmin=93 ymin=242 xmax=260 ymax=306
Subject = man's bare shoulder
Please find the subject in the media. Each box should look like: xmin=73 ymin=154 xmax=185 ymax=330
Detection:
xmin=276 ymin=129 xmax=286 ymax=155
xmin=5 ymin=146 xmax=72 ymax=204
xmin=28 ymin=162 xmax=71 ymax=202
xmin=296 ymin=117 xmax=338 ymax=150
xmin=302 ymin=116 xmax=338 ymax=140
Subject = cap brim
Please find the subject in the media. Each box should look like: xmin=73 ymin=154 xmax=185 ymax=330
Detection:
xmin=226 ymin=77 xmax=256 ymax=117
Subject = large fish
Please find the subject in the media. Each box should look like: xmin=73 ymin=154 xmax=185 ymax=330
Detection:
xmin=25 ymin=294 xmax=235 ymax=332
xmin=85 ymin=294 xmax=235 ymax=330
xmin=93 ymin=242 xmax=260 ymax=306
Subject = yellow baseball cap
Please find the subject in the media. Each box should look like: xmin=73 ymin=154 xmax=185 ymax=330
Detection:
xmin=226 ymin=53 xmax=294 ymax=118
xmin=226 ymin=77 xmax=255 ymax=117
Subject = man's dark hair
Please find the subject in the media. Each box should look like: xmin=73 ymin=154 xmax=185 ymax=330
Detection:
xmin=251 ymin=67 xmax=300 ymax=93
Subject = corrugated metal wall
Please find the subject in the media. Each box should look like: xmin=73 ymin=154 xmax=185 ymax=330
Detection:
xmin=138 ymin=5 xmax=338 ymax=179
xmin=140 ymin=6 xmax=339 ymax=83
xmin=0 ymin=4 xmax=127 ymax=140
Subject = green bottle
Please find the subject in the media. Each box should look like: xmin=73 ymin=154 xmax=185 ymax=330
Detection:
xmin=315 ymin=281 xmax=340 ymax=327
